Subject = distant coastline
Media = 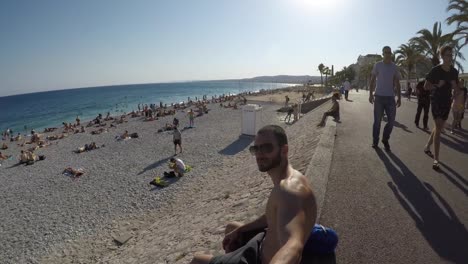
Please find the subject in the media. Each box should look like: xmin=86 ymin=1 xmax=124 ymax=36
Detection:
xmin=0 ymin=75 xmax=320 ymax=98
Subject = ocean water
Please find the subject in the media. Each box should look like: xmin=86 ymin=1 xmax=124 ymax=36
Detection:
xmin=0 ymin=81 xmax=294 ymax=134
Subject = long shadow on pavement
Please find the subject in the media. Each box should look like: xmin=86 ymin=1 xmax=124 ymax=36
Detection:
xmin=375 ymin=149 xmax=468 ymax=263
xmin=441 ymin=133 xmax=468 ymax=154
xmin=438 ymin=162 xmax=468 ymax=196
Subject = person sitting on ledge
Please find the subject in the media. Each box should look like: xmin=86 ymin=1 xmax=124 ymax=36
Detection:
xmin=190 ymin=125 xmax=317 ymax=264
xmin=317 ymin=92 xmax=341 ymax=127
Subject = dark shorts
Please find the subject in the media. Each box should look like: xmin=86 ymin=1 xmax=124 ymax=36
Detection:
xmin=431 ymin=96 xmax=451 ymax=121
xmin=173 ymin=139 xmax=181 ymax=145
xmin=209 ymin=232 xmax=265 ymax=264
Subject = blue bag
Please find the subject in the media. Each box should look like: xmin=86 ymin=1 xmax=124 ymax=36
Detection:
xmin=303 ymin=224 xmax=338 ymax=254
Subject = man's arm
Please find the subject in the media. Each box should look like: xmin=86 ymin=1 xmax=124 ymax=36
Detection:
xmin=270 ymin=181 xmax=317 ymax=264
xmin=237 ymin=214 xmax=267 ymax=233
xmin=394 ymin=76 xmax=401 ymax=107
xmin=369 ymin=74 xmax=376 ymax=103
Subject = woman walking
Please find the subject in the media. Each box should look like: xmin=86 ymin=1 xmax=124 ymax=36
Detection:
xmin=423 ymin=46 xmax=459 ymax=170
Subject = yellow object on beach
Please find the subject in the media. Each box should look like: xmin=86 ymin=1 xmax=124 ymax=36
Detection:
xmin=185 ymin=165 xmax=192 ymax=173
xmin=152 ymin=176 xmax=168 ymax=187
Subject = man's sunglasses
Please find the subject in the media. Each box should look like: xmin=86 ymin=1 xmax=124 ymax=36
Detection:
xmin=249 ymin=143 xmax=274 ymax=155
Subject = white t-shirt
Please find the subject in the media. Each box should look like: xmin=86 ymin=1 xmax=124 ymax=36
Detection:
xmin=371 ymin=61 xmax=401 ymax=96
xmin=343 ymin=81 xmax=351 ymax=91
xmin=175 ymin=158 xmax=186 ymax=171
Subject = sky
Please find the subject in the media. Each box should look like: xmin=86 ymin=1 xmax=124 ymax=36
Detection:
xmin=0 ymin=0 xmax=466 ymax=96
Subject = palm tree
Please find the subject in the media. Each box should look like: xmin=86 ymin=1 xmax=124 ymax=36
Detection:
xmin=446 ymin=0 xmax=468 ymax=71
xmin=410 ymin=22 xmax=454 ymax=66
xmin=318 ymin=63 xmax=325 ymax=87
xmin=446 ymin=0 xmax=468 ymax=27
xmin=324 ymin=66 xmax=330 ymax=87
xmin=395 ymin=43 xmax=425 ymax=83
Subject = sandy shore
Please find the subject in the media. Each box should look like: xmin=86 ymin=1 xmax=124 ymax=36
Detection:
xmin=0 ymin=88 xmax=330 ymax=264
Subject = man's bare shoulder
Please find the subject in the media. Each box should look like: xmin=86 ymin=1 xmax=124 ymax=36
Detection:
xmin=279 ymin=170 xmax=314 ymax=199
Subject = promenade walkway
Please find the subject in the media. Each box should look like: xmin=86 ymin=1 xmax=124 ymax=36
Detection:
xmin=320 ymin=90 xmax=468 ymax=264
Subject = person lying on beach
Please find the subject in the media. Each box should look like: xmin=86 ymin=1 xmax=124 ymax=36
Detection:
xmin=1 ymin=143 xmax=8 ymax=150
xmin=75 ymin=142 xmax=102 ymax=153
xmin=43 ymin=127 xmax=58 ymax=133
xmin=91 ymin=128 xmax=108 ymax=135
xmin=169 ymin=157 xmax=186 ymax=177
xmin=190 ymin=125 xmax=317 ymax=264
xmin=63 ymin=167 xmax=84 ymax=177
xmin=115 ymin=130 xmax=129 ymax=140
xmin=317 ymin=92 xmax=340 ymax=127
xmin=0 ymin=152 xmax=11 ymax=160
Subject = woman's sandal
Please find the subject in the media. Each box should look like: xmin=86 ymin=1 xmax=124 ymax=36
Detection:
xmin=432 ymin=161 xmax=440 ymax=170
xmin=424 ymin=148 xmax=433 ymax=157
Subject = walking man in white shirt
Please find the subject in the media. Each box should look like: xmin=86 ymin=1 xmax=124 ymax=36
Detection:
xmin=369 ymin=46 xmax=402 ymax=151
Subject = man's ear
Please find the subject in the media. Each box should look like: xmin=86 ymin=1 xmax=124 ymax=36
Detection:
xmin=282 ymin=144 xmax=289 ymax=156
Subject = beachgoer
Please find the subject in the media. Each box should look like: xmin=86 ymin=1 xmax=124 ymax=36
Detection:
xmin=285 ymin=95 xmax=290 ymax=107
xmin=317 ymin=92 xmax=340 ymax=127
xmin=63 ymin=167 xmax=84 ymax=177
xmin=450 ymin=78 xmax=465 ymax=134
xmin=0 ymin=152 xmax=10 ymax=160
xmin=76 ymin=116 xmax=81 ymax=126
xmin=369 ymin=46 xmax=402 ymax=151
xmin=169 ymin=157 xmax=185 ymax=177
xmin=343 ymin=79 xmax=352 ymax=101
xmin=285 ymin=107 xmax=293 ymax=123
xmin=188 ymin=109 xmax=195 ymax=127
xmin=415 ymin=80 xmax=430 ymax=130
xmin=173 ymin=127 xmax=182 ymax=155
xmin=423 ymin=45 xmax=459 ymax=170
xmin=122 ymin=130 xmax=129 ymax=139
xmin=461 ymin=82 xmax=467 ymax=126
xmin=190 ymin=125 xmax=317 ymax=264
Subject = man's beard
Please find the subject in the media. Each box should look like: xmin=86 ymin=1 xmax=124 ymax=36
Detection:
xmin=257 ymin=152 xmax=282 ymax=172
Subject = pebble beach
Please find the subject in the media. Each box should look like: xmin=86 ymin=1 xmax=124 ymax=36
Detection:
xmin=0 ymin=88 xmax=328 ymax=264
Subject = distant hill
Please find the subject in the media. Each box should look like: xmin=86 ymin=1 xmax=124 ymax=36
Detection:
xmin=239 ymin=75 xmax=321 ymax=84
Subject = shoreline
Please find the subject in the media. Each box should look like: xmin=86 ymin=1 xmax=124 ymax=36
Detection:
xmin=0 ymin=82 xmax=299 ymax=134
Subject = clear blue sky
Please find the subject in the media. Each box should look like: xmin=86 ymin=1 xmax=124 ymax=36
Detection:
xmin=0 ymin=0 xmax=466 ymax=96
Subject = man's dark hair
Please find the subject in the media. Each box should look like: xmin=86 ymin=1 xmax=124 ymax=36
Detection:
xmin=439 ymin=45 xmax=453 ymax=56
xmin=170 ymin=157 xmax=176 ymax=162
xmin=382 ymin=46 xmax=391 ymax=53
xmin=257 ymin=125 xmax=288 ymax=146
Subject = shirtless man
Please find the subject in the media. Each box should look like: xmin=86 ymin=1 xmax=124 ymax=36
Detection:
xmin=190 ymin=125 xmax=317 ymax=264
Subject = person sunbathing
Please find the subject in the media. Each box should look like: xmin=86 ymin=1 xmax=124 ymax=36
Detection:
xmin=19 ymin=150 xmax=29 ymax=164
xmin=63 ymin=167 xmax=84 ymax=177
xmin=0 ymin=152 xmax=11 ymax=160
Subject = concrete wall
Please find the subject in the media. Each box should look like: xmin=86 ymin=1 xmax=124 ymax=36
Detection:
xmin=300 ymin=95 xmax=332 ymax=114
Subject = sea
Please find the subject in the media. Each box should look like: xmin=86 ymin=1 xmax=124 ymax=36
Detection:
xmin=0 ymin=81 xmax=295 ymax=134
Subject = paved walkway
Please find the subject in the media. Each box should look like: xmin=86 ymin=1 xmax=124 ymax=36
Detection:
xmin=320 ymin=90 xmax=468 ymax=264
